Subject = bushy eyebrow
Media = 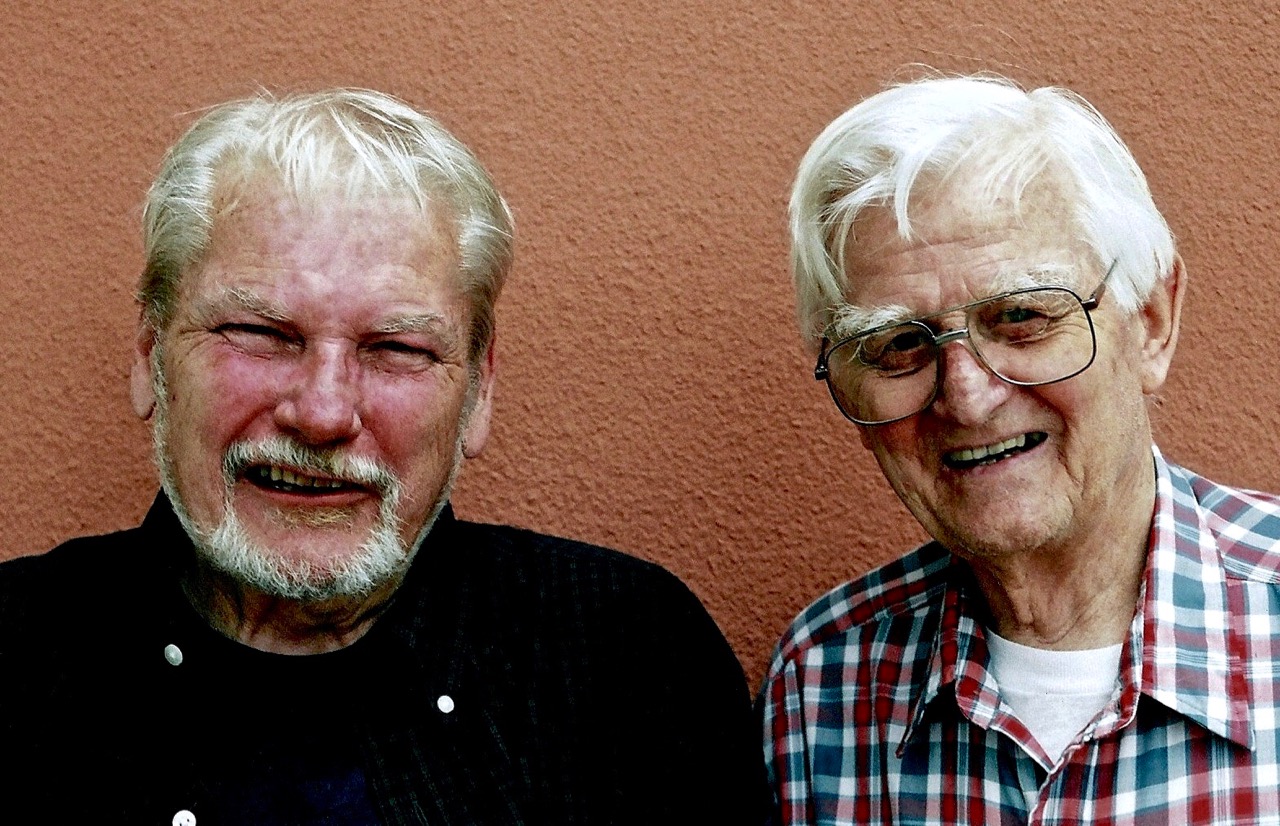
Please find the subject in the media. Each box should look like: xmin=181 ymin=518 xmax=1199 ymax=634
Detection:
xmin=374 ymin=312 xmax=468 ymax=352
xmin=828 ymin=303 xmax=914 ymax=340
xmin=826 ymin=263 xmax=1083 ymax=340
xmin=988 ymin=263 xmax=1079 ymax=292
xmin=190 ymin=288 xmax=291 ymax=325
xmin=372 ymin=314 xmax=452 ymax=336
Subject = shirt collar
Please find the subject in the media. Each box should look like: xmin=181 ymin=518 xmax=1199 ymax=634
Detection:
xmin=1138 ymin=446 xmax=1253 ymax=749
xmin=900 ymin=446 xmax=1253 ymax=752
xmin=901 ymin=561 xmax=989 ymax=751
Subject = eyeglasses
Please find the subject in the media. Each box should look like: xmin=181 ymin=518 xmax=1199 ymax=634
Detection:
xmin=814 ymin=261 xmax=1116 ymax=426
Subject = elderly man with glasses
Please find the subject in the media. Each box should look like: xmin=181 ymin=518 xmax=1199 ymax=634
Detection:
xmin=762 ymin=75 xmax=1280 ymax=824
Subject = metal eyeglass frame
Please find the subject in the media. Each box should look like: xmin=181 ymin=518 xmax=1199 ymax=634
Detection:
xmin=814 ymin=260 xmax=1118 ymax=426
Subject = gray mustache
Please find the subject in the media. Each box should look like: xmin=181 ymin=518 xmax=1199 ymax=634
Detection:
xmin=221 ymin=437 xmax=399 ymax=497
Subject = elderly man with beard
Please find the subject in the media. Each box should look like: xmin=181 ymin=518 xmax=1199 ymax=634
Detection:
xmin=762 ymin=75 xmax=1280 ymax=824
xmin=0 ymin=89 xmax=765 ymax=824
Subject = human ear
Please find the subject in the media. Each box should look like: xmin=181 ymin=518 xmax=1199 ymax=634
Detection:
xmin=1136 ymin=255 xmax=1185 ymax=395
xmin=461 ymin=338 xmax=496 ymax=459
xmin=130 ymin=320 xmax=159 ymax=420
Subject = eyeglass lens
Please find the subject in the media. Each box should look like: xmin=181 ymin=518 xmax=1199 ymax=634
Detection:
xmin=825 ymin=286 xmax=1097 ymax=424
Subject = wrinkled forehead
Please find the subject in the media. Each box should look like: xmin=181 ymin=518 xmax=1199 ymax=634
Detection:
xmin=172 ymin=179 xmax=467 ymax=320
xmin=828 ymin=171 xmax=1095 ymax=338
xmin=826 ymin=261 xmax=1084 ymax=341
xmin=200 ymin=173 xmax=455 ymax=259
xmin=845 ymin=162 xmax=1082 ymax=257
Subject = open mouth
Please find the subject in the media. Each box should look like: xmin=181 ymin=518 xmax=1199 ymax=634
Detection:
xmin=246 ymin=465 xmax=366 ymax=495
xmin=943 ymin=432 xmax=1047 ymax=470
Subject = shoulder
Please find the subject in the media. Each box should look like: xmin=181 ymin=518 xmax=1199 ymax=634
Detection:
xmin=427 ymin=518 xmax=746 ymax=703
xmin=1170 ymin=461 xmax=1280 ymax=583
xmin=1 ymin=525 xmax=149 ymax=578
xmin=765 ymin=542 xmax=952 ymax=677
xmin=0 ymin=525 xmax=153 ymax=651
xmin=420 ymin=517 xmax=727 ymax=654
xmin=0 ymin=528 xmax=139 ymax=603
xmin=435 ymin=524 xmax=762 ymax=821
xmin=445 ymin=518 xmax=697 ymax=604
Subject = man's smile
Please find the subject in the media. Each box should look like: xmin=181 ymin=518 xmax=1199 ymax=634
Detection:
xmin=942 ymin=431 xmax=1047 ymax=470
xmin=245 ymin=465 xmax=371 ymax=495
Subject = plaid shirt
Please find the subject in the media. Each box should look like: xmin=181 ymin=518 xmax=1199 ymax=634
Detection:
xmin=762 ymin=447 xmax=1280 ymax=825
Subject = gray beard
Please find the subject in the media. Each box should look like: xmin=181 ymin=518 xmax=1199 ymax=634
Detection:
xmin=149 ymin=350 xmax=462 ymax=603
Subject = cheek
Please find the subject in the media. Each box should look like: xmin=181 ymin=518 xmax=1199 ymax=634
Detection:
xmin=1038 ymin=363 xmax=1134 ymax=436
xmin=360 ymin=381 xmax=469 ymax=463
xmin=865 ymin=425 xmax=934 ymax=497
xmin=866 ymin=421 xmax=926 ymax=468
xmin=167 ymin=358 xmax=283 ymax=448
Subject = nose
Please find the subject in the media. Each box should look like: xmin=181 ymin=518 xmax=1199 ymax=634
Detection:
xmin=927 ymin=338 xmax=1011 ymax=426
xmin=273 ymin=342 xmax=363 ymax=445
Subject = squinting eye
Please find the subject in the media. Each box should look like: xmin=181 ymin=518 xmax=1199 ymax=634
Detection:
xmin=365 ymin=341 xmax=441 ymax=372
xmin=217 ymin=324 xmax=295 ymax=355
xmin=861 ymin=328 xmax=930 ymax=359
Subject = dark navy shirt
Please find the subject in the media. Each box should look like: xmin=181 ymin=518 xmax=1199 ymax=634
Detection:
xmin=172 ymin=604 xmax=381 ymax=825
xmin=0 ymin=496 xmax=768 ymax=824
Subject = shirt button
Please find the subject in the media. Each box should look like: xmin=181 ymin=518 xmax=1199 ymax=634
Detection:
xmin=164 ymin=644 xmax=184 ymax=666
xmin=172 ymin=810 xmax=196 ymax=826
xmin=437 ymin=694 xmax=455 ymax=714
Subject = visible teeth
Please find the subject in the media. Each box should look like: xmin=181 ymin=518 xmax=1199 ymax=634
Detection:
xmin=255 ymin=466 xmax=346 ymax=489
xmin=951 ymin=434 xmax=1027 ymax=463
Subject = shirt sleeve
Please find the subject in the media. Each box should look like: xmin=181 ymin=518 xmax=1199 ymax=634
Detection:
xmin=760 ymin=653 xmax=815 ymax=825
xmin=611 ymin=567 xmax=772 ymax=825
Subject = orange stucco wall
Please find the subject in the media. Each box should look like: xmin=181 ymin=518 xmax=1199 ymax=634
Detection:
xmin=2 ymin=1 xmax=1278 ymax=687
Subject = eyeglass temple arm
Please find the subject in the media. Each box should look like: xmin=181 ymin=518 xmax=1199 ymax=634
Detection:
xmin=814 ymin=343 xmax=830 ymax=381
xmin=1082 ymin=259 xmax=1120 ymax=311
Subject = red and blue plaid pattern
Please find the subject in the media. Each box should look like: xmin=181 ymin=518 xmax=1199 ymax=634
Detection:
xmin=762 ymin=448 xmax=1280 ymax=824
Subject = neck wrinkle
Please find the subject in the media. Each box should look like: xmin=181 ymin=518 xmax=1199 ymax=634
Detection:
xmin=180 ymin=560 xmax=401 ymax=655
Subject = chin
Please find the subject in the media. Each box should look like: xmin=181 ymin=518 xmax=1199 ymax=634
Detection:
xmin=937 ymin=506 xmax=1074 ymax=563
xmin=162 ymin=480 xmax=412 ymax=603
xmin=201 ymin=509 xmax=411 ymax=602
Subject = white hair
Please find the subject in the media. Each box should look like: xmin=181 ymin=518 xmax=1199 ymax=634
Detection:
xmin=140 ymin=88 xmax=513 ymax=361
xmin=790 ymin=75 xmax=1175 ymax=346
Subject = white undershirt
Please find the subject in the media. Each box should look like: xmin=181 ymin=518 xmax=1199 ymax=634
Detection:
xmin=985 ymin=630 xmax=1122 ymax=764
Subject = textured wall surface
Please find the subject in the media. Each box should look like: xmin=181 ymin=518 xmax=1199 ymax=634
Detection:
xmin=2 ymin=0 xmax=1278 ymax=687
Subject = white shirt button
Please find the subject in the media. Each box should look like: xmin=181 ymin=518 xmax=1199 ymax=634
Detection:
xmin=437 ymin=694 xmax=455 ymax=714
xmin=172 ymin=810 xmax=196 ymax=826
xmin=164 ymin=644 xmax=183 ymax=666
